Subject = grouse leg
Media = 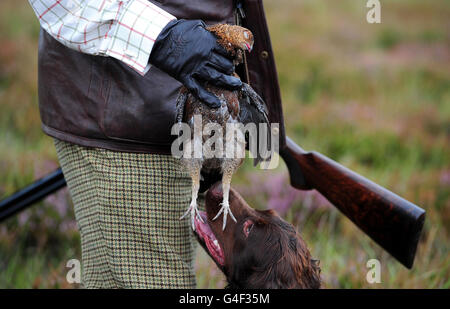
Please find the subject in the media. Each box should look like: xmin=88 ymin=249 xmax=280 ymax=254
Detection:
xmin=180 ymin=159 xmax=204 ymax=231
xmin=213 ymin=163 xmax=238 ymax=231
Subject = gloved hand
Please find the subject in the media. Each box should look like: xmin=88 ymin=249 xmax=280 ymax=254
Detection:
xmin=149 ymin=19 xmax=242 ymax=108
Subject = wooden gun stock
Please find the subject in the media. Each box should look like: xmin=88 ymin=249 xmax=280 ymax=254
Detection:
xmin=279 ymin=136 xmax=426 ymax=269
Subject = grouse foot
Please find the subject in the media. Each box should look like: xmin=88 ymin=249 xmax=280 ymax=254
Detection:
xmin=180 ymin=201 xmax=204 ymax=231
xmin=212 ymin=199 xmax=237 ymax=231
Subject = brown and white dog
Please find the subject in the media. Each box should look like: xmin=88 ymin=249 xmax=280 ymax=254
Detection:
xmin=194 ymin=182 xmax=321 ymax=289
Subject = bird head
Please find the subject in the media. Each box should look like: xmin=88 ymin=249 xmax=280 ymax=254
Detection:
xmin=207 ymin=24 xmax=255 ymax=55
xmin=240 ymin=29 xmax=254 ymax=52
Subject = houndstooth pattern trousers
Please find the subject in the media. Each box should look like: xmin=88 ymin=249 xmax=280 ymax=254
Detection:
xmin=54 ymin=139 xmax=200 ymax=288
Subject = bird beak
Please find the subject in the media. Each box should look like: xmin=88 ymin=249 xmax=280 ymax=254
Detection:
xmin=245 ymin=42 xmax=253 ymax=52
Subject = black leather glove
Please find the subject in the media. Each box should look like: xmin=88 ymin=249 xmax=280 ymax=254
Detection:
xmin=149 ymin=19 xmax=242 ymax=108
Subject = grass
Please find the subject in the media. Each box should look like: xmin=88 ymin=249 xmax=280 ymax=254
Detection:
xmin=0 ymin=0 xmax=449 ymax=288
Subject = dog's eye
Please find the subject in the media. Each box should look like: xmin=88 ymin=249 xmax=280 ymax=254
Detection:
xmin=243 ymin=220 xmax=254 ymax=237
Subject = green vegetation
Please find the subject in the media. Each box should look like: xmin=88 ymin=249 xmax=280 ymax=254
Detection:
xmin=0 ymin=0 xmax=449 ymax=288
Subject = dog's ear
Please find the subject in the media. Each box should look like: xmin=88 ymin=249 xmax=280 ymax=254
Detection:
xmin=248 ymin=222 xmax=321 ymax=289
xmin=288 ymin=234 xmax=321 ymax=289
xmin=227 ymin=213 xmax=321 ymax=289
xmin=240 ymin=221 xmax=293 ymax=288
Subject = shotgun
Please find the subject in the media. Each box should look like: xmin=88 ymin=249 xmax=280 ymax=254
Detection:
xmin=0 ymin=169 xmax=66 ymax=222
xmin=0 ymin=136 xmax=425 ymax=268
xmin=279 ymin=136 xmax=425 ymax=269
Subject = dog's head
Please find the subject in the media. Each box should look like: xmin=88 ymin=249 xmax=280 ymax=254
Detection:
xmin=194 ymin=182 xmax=321 ymax=289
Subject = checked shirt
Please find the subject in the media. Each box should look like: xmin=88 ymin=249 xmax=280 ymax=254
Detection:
xmin=28 ymin=0 xmax=176 ymax=75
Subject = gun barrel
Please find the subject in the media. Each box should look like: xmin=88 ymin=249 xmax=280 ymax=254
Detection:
xmin=0 ymin=168 xmax=66 ymax=222
xmin=280 ymin=136 xmax=426 ymax=269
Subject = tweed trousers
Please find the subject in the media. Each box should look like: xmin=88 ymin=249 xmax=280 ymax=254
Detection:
xmin=54 ymin=139 xmax=201 ymax=288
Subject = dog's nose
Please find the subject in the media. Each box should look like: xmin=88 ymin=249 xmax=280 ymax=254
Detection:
xmin=206 ymin=181 xmax=223 ymax=202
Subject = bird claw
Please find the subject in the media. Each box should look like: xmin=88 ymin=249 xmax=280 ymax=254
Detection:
xmin=180 ymin=202 xmax=203 ymax=231
xmin=212 ymin=200 xmax=237 ymax=231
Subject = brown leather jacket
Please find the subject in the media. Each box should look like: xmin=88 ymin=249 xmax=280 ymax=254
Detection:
xmin=38 ymin=0 xmax=285 ymax=154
